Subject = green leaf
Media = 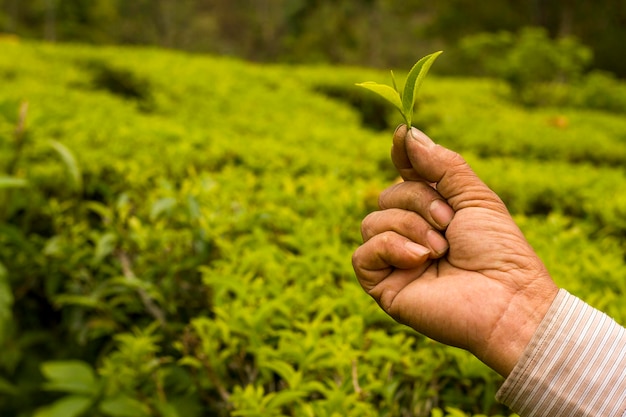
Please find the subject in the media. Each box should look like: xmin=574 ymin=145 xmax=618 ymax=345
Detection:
xmin=99 ymin=395 xmax=150 ymax=417
xmin=390 ymin=70 xmax=399 ymax=93
xmin=431 ymin=409 xmax=444 ymax=417
xmin=154 ymin=401 xmax=181 ymax=417
xmin=0 ymin=176 xmax=28 ymax=189
xmin=354 ymin=82 xmax=403 ymax=115
xmin=443 ymin=407 xmax=470 ymax=417
xmin=356 ymin=51 xmax=442 ymax=128
xmin=178 ymin=356 xmax=202 ymax=369
xmin=93 ymin=232 xmax=117 ymax=265
xmin=41 ymin=360 xmax=98 ymax=395
xmin=0 ymin=376 xmax=17 ymax=395
xmin=48 ymin=139 xmax=83 ymax=192
xmin=34 ymin=395 xmax=92 ymax=417
xmin=262 ymin=360 xmax=301 ymax=388
xmin=401 ymin=50 xmax=443 ymax=127
xmin=53 ymin=294 xmax=101 ymax=309
xmin=265 ymin=389 xmax=308 ymax=409
xmin=0 ymin=262 xmax=13 ymax=345
xmin=150 ymin=197 xmax=177 ymax=220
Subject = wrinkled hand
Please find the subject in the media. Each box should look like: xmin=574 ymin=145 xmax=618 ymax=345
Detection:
xmin=352 ymin=125 xmax=559 ymax=376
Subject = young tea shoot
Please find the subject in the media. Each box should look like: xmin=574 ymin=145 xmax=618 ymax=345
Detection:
xmin=356 ymin=51 xmax=442 ymax=128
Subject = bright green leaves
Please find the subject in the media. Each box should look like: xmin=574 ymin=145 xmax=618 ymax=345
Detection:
xmin=37 ymin=352 xmax=156 ymax=417
xmin=35 ymin=361 xmax=99 ymax=417
xmin=402 ymin=51 xmax=443 ymax=126
xmin=354 ymin=82 xmax=404 ymax=115
xmin=47 ymin=140 xmax=83 ymax=193
xmin=356 ymin=51 xmax=442 ymax=128
xmin=41 ymin=360 xmax=99 ymax=396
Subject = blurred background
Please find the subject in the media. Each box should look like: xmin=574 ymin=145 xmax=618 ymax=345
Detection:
xmin=2 ymin=0 xmax=625 ymax=76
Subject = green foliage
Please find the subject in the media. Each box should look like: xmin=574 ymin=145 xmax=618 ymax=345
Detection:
xmin=460 ymin=27 xmax=592 ymax=105
xmin=0 ymin=40 xmax=624 ymax=417
xmin=5 ymin=0 xmax=626 ymax=78
xmin=356 ymin=51 xmax=442 ymax=127
xmin=460 ymin=27 xmax=626 ymax=113
xmin=41 ymin=361 xmax=98 ymax=395
xmin=571 ymin=70 xmax=626 ymax=113
xmin=84 ymin=60 xmax=155 ymax=112
xmin=0 ymin=262 xmax=13 ymax=346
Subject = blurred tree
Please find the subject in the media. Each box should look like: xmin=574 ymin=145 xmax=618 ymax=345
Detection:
xmin=0 ymin=0 xmax=17 ymax=34
xmin=44 ymin=0 xmax=56 ymax=41
xmin=570 ymin=0 xmax=626 ymax=78
xmin=0 ymin=0 xmax=624 ymax=76
xmin=428 ymin=0 xmax=626 ymax=76
xmin=281 ymin=0 xmax=429 ymax=67
xmin=117 ymin=0 xmax=207 ymax=49
xmin=56 ymin=0 xmax=119 ymax=43
xmin=205 ymin=0 xmax=293 ymax=60
xmin=0 ymin=0 xmax=118 ymax=42
xmin=427 ymin=0 xmax=532 ymax=39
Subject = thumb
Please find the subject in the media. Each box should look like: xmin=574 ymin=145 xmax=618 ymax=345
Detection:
xmin=406 ymin=127 xmax=505 ymax=212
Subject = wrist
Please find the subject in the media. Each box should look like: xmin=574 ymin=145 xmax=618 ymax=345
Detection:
xmin=480 ymin=281 xmax=559 ymax=377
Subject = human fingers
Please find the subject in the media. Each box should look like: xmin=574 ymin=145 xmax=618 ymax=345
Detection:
xmin=404 ymin=127 xmax=507 ymax=213
xmin=378 ymin=181 xmax=454 ymax=230
xmin=352 ymin=231 xmax=431 ymax=304
xmin=391 ymin=124 xmax=421 ymax=181
xmin=361 ymin=209 xmax=449 ymax=257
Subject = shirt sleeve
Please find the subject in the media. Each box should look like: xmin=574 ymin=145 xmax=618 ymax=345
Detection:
xmin=496 ymin=289 xmax=626 ymax=417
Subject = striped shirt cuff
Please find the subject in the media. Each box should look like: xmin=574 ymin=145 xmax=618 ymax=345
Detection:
xmin=496 ymin=289 xmax=626 ymax=417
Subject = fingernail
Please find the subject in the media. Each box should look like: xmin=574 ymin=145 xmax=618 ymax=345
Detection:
xmin=427 ymin=230 xmax=449 ymax=255
xmin=394 ymin=124 xmax=404 ymax=136
xmin=404 ymin=241 xmax=430 ymax=258
xmin=430 ymin=199 xmax=454 ymax=228
xmin=410 ymin=127 xmax=435 ymax=148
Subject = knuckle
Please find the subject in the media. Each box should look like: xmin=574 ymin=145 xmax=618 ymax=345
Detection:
xmin=378 ymin=182 xmax=403 ymax=209
xmin=360 ymin=211 xmax=380 ymax=239
xmin=377 ymin=189 xmax=389 ymax=209
xmin=400 ymin=212 xmax=419 ymax=231
xmin=445 ymin=149 xmax=468 ymax=169
xmin=351 ymin=250 xmax=362 ymax=269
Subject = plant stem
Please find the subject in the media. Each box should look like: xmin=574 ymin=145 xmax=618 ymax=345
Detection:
xmin=117 ymin=250 xmax=167 ymax=326
xmin=7 ymin=102 xmax=29 ymax=175
xmin=0 ymin=102 xmax=29 ymax=222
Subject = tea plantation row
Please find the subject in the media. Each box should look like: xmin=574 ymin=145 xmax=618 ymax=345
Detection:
xmin=1 ymin=40 xmax=625 ymax=416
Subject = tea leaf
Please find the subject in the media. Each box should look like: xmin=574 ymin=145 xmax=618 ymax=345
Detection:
xmin=354 ymin=81 xmax=403 ymax=116
xmin=390 ymin=70 xmax=399 ymax=93
xmin=356 ymin=51 xmax=442 ymax=128
xmin=34 ymin=395 xmax=92 ymax=417
xmin=99 ymin=395 xmax=151 ymax=417
xmin=41 ymin=360 xmax=99 ymax=395
xmin=402 ymin=50 xmax=443 ymax=127
xmin=48 ymin=140 xmax=83 ymax=192
xmin=0 ymin=176 xmax=28 ymax=188
xmin=265 ymin=390 xmax=308 ymax=409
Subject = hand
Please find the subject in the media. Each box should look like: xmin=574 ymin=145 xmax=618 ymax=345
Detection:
xmin=352 ymin=125 xmax=559 ymax=376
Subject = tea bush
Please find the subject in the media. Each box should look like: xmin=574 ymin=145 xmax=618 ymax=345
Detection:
xmin=460 ymin=27 xmax=592 ymax=105
xmin=572 ymin=70 xmax=626 ymax=114
xmin=459 ymin=27 xmax=626 ymax=114
xmin=1 ymin=40 xmax=624 ymax=417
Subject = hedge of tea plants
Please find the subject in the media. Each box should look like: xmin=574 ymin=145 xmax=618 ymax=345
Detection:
xmin=1 ymin=39 xmax=625 ymax=417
